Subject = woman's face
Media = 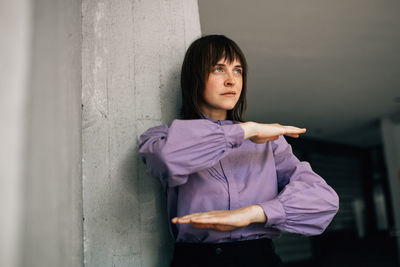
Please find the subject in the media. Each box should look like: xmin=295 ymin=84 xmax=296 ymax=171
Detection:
xmin=200 ymin=58 xmax=243 ymax=116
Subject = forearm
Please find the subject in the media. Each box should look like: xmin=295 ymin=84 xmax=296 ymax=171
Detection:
xmin=239 ymin=121 xmax=257 ymax=140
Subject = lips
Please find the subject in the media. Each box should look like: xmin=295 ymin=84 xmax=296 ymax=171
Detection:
xmin=221 ymin=91 xmax=236 ymax=96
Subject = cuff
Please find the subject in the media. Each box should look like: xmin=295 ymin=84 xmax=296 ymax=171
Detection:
xmin=258 ymin=198 xmax=286 ymax=228
xmin=221 ymin=124 xmax=245 ymax=149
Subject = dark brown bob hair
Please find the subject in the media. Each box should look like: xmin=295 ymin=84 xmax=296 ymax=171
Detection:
xmin=179 ymin=34 xmax=247 ymax=122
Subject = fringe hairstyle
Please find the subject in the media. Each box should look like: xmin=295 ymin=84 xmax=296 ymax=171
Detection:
xmin=180 ymin=35 xmax=248 ymax=122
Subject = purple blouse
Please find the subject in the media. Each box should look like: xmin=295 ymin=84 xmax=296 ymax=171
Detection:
xmin=138 ymin=115 xmax=339 ymax=243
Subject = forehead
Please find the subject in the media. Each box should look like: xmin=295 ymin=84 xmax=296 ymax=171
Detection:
xmin=215 ymin=57 xmax=242 ymax=66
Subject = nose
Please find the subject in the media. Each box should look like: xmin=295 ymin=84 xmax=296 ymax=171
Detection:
xmin=224 ymin=71 xmax=235 ymax=87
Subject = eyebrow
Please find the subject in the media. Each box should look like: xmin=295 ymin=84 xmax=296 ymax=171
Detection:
xmin=215 ymin=63 xmax=242 ymax=68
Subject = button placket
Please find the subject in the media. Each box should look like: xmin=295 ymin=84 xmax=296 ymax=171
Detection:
xmin=219 ymin=156 xmax=241 ymax=240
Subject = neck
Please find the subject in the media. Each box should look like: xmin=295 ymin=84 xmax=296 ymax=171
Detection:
xmin=201 ymin=108 xmax=227 ymax=121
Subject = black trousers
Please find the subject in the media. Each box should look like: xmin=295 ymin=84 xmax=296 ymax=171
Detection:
xmin=170 ymin=238 xmax=283 ymax=267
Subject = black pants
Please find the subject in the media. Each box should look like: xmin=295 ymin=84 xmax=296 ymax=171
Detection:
xmin=170 ymin=238 xmax=283 ymax=267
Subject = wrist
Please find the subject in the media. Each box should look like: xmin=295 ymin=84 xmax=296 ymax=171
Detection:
xmin=249 ymin=204 xmax=267 ymax=224
xmin=240 ymin=121 xmax=257 ymax=140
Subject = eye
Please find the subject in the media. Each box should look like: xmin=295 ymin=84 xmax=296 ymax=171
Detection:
xmin=234 ymin=69 xmax=242 ymax=74
xmin=214 ymin=67 xmax=223 ymax=72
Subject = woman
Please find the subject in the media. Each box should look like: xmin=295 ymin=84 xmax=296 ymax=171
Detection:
xmin=138 ymin=35 xmax=339 ymax=267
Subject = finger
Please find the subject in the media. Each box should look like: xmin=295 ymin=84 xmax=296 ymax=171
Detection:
xmin=181 ymin=212 xmax=202 ymax=218
xmin=282 ymin=130 xmax=306 ymax=137
xmin=191 ymin=216 xmax=221 ymax=224
xmin=192 ymin=223 xmax=217 ymax=229
xmin=284 ymin=126 xmax=306 ymax=133
xmin=172 ymin=211 xmax=218 ymax=224
xmin=171 ymin=215 xmax=199 ymax=224
xmin=175 ymin=216 xmax=202 ymax=223
xmin=171 ymin=217 xmax=191 ymax=224
xmin=192 ymin=223 xmax=233 ymax=231
xmin=174 ymin=212 xmax=203 ymax=221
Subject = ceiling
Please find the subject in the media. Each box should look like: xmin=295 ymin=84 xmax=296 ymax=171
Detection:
xmin=198 ymin=0 xmax=400 ymax=147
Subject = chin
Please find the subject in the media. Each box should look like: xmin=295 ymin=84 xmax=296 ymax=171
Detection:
xmin=219 ymin=103 xmax=235 ymax=110
xmin=224 ymin=102 xmax=238 ymax=110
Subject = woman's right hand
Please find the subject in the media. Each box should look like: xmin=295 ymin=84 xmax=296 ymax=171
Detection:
xmin=239 ymin=121 xmax=307 ymax=144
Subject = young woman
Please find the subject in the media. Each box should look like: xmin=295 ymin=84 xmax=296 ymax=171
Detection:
xmin=138 ymin=35 xmax=339 ymax=267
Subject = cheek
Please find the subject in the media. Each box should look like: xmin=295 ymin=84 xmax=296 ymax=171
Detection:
xmin=238 ymin=80 xmax=243 ymax=93
xmin=207 ymin=77 xmax=221 ymax=89
xmin=204 ymin=80 xmax=220 ymax=95
xmin=202 ymin=89 xmax=215 ymax=104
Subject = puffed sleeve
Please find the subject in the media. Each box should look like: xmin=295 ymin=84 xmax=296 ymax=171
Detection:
xmin=258 ymin=135 xmax=339 ymax=236
xmin=138 ymin=119 xmax=245 ymax=188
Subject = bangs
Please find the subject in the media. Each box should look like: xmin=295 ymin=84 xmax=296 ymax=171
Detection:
xmin=202 ymin=37 xmax=246 ymax=71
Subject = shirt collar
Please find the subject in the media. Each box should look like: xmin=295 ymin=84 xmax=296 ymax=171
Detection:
xmin=200 ymin=111 xmax=236 ymax=125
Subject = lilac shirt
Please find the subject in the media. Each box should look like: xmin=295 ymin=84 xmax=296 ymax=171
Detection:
xmin=138 ymin=115 xmax=339 ymax=243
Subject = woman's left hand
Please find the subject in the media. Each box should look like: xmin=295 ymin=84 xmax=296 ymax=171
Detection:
xmin=171 ymin=205 xmax=267 ymax=231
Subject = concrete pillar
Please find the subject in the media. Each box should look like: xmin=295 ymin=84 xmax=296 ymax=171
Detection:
xmin=82 ymin=0 xmax=200 ymax=266
xmin=20 ymin=0 xmax=83 ymax=266
xmin=1 ymin=0 xmax=83 ymax=267
xmin=381 ymin=115 xmax=400 ymax=265
xmin=0 ymin=1 xmax=31 ymax=266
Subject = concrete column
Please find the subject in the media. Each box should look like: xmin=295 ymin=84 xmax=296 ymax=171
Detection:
xmin=381 ymin=115 xmax=400 ymax=265
xmin=82 ymin=0 xmax=200 ymax=266
xmin=1 ymin=0 xmax=83 ymax=267
xmin=0 ymin=1 xmax=31 ymax=266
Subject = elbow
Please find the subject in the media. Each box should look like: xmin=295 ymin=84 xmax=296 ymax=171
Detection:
xmin=301 ymin=213 xmax=337 ymax=236
xmin=308 ymin=186 xmax=340 ymax=236
xmin=334 ymin=192 xmax=340 ymax=214
xmin=138 ymin=133 xmax=167 ymax=165
xmin=328 ymin=187 xmax=340 ymax=215
xmin=137 ymin=135 xmax=151 ymax=159
xmin=318 ymin=181 xmax=340 ymax=214
xmin=316 ymin=189 xmax=340 ymax=235
xmin=320 ymin=186 xmax=340 ymax=226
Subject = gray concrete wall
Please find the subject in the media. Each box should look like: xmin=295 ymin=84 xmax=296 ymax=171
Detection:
xmin=82 ymin=0 xmax=200 ymax=266
xmin=0 ymin=1 xmax=31 ymax=266
xmin=381 ymin=115 xmax=400 ymax=265
xmin=19 ymin=0 xmax=83 ymax=266
xmin=1 ymin=0 xmax=83 ymax=266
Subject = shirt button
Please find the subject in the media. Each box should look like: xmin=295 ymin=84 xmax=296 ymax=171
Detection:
xmin=215 ymin=247 xmax=222 ymax=255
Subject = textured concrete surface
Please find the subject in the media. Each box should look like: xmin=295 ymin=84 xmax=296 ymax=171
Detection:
xmin=0 ymin=1 xmax=31 ymax=266
xmin=7 ymin=0 xmax=83 ymax=267
xmin=82 ymin=0 xmax=200 ymax=266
